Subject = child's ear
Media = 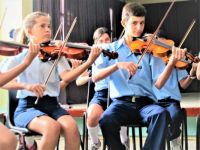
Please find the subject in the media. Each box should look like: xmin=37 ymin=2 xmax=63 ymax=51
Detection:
xmin=121 ymin=20 xmax=126 ymax=28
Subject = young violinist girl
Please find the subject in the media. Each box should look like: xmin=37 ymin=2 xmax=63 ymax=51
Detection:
xmin=1 ymin=11 xmax=101 ymax=150
xmin=0 ymin=42 xmax=39 ymax=150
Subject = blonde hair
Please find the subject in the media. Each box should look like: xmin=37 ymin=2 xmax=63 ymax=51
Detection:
xmin=17 ymin=11 xmax=50 ymax=44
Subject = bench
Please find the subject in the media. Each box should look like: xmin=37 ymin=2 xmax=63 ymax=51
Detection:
xmin=181 ymin=93 xmax=200 ymax=117
xmin=180 ymin=92 xmax=200 ymax=150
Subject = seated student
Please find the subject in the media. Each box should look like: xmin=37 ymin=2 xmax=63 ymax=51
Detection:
xmin=1 ymin=11 xmax=101 ymax=150
xmin=0 ymin=41 xmax=39 ymax=150
xmin=76 ymin=27 xmax=129 ymax=149
xmin=91 ymin=2 xmax=187 ymax=150
xmin=151 ymin=40 xmax=197 ymax=149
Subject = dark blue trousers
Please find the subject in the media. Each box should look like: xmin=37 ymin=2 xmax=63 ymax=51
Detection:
xmin=99 ymin=97 xmax=170 ymax=150
xmin=157 ymin=100 xmax=183 ymax=140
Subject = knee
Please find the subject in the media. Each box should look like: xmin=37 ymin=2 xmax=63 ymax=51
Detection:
xmin=99 ymin=113 xmax=116 ymax=130
xmin=43 ymin=121 xmax=61 ymax=137
xmin=62 ymin=117 xmax=79 ymax=135
xmin=0 ymin=133 xmax=17 ymax=150
xmin=156 ymin=109 xmax=171 ymax=124
xmin=87 ymin=114 xmax=100 ymax=127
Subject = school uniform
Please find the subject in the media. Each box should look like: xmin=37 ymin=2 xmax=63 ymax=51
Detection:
xmin=1 ymin=49 xmax=71 ymax=128
xmin=151 ymin=56 xmax=188 ymax=140
xmin=89 ymin=62 xmax=110 ymax=110
xmin=95 ymin=39 xmax=170 ymax=150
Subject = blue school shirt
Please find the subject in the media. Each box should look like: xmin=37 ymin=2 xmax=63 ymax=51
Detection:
xmin=1 ymin=49 xmax=71 ymax=98
xmin=92 ymin=55 xmax=109 ymax=91
xmin=151 ymin=57 xmax=188 ymax=101
xmin=94 ymin=38 xmax=156 ymax=100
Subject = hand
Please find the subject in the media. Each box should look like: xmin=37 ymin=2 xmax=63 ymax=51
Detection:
xmin=69 ymin=59 xmax=82 ymax=69
xmin=24 ymin=83 xmax=45 ymax=97
xmin=189 ymin=62 xmax=197 ymax=77
xmin=86 ymin=45 xmax=102 ymax=65
xmin=53 ymin=40 xmax=64 ymax=48
xmin=25 ymin=42 xmax=40 ymax=64
xmin=169 ymin=46 xmax=186 ymax=64
xmin=116 ymin=62 xmax=138 ymax=76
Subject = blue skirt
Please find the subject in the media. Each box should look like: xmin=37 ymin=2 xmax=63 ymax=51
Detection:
xmin=14 ymin=96 xmax=69 ymax=128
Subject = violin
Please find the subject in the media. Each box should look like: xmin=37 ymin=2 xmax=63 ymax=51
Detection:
xmin=129 ymin=37 xmax=200 ymax=69
xmin=0 ymin=40 xmax=28 ymax=56
xmin=39 ymin=41 xmax=119 ymax=61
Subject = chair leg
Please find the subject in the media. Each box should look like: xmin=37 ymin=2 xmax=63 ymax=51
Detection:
xmin=139 ymin=126 xmax=143 ymax=150
xmin=84 ymin=113 xmax=88 ymax=150
xmin=182 ymin=108 xmax=188 ymax=150
xmin=167 ymin=139 xmax=171 ymax=150
xmin=197 ymin=116 xmax=200 ymax=150
xmin=82 ymin=114 xmax=86 ymax=150
xmin=131 ymin=126 xmax=136 ymax=150
xmin=18 ymin=134 xmax=27 ymax=150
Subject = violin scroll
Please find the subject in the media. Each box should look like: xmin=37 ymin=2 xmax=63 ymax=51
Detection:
xmin=102 ymin=50 xmax=118 ymax=60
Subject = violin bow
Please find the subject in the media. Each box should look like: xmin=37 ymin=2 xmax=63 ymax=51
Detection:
xmin=53 ymin=22 xmax=63 ymax=41
xmin=0 ymin=7 xmax=7 ymax=31
xmin=178 ymin=19 xmax=196 ymax=48
xmin=177 ymin=19 xmax=196 ymax=63
xmin=109 ymin=8 xmax=113 ymax=42
xmin=35 ymin=17 xmax=77 ymax=104
xmin=118 ymin=29 xmax=125 ymax=39
xmin=137 ymin=0 xmax=176 ymax=65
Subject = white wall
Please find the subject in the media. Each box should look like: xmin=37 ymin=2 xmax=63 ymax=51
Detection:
xmin=0 ymin=0 xmax=32 ymax=40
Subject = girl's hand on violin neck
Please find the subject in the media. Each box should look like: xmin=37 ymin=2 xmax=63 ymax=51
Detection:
xmin=116 ymin=62 xmax=138 ymax=76
xmin=53 ymin=40 xmax=64 ymax=48
xmin=24 ymin=83 xmax=45 ymax=97
xmin=25 ymin=42 xmax=40 ymax=64
xmin=169 ymin=46 xmax=186 ymax=64
xmin=86 ymin=45 xmax=102 ymax=65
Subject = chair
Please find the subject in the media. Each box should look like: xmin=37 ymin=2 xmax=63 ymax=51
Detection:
xmin=59 ymin=80 xmax=95 ymax=150
xmin=5 ymin=90 xmax=59 ymax=150
xmin=196 ymin=115 xmax=200 ymax=150
xmin=130 ymin=108 xmax=188 ymax=150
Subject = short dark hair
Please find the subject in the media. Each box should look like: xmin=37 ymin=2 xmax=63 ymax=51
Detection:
xmin=122 ymin=2 xmax=147 ymax=21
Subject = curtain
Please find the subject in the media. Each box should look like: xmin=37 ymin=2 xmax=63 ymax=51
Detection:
xmin=33 ymin=0 xmax=125 ymax=45
xmin=144 ymin=0 xmax=200 ymax=92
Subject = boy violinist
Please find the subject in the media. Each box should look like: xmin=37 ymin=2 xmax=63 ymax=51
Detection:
xmin=91 ymin=2 xmax=187 ymax=150
xmin=1 ymin=11 xmax=101 ymax=150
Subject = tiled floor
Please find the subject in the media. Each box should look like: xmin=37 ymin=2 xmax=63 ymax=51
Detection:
xmin=39 ymin=136 xmax=196 ymax=150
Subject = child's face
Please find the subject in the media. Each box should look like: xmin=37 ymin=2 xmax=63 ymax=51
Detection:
xmin=124 ymin=16 xmax=145 ymax=38
xmin=28 ymin=16 xmax=52 ymax=44
xmin=96 ymin=33 xmax=111 ymax=44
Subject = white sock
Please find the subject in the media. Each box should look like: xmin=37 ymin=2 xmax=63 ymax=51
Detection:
xmin=120 ymin=126 xmax=128 ymax=144
xmin=87 ymin=124 xmax=100 ymax=144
